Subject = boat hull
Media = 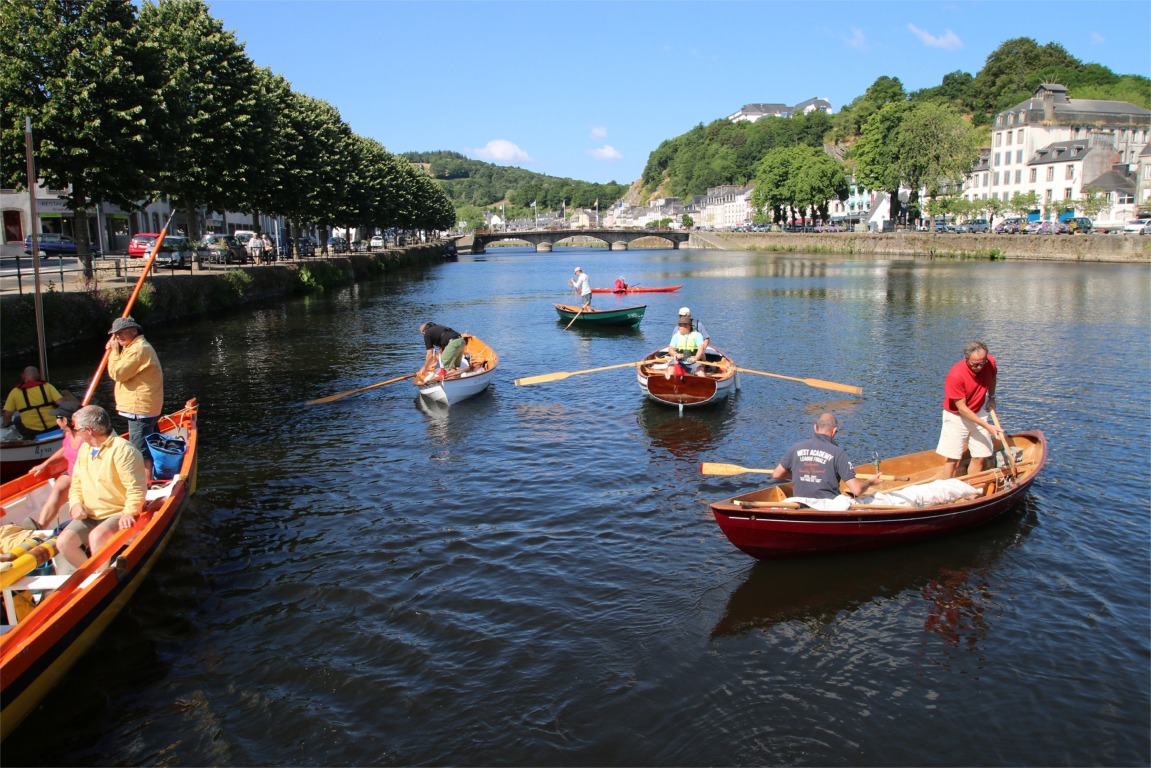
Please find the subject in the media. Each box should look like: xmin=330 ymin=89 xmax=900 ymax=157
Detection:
xmin=554 ymin=303 xmax=645 ymax=327
xmin=636 ymin=347 xmax=737 ymax=407
xmin=0 ymin=401 xmax=199 ymax=740
xmin=0 ymin=433 xmax=65 ymax=483
xmin=709 ymin=431 xmax=1047 ymax=558
xmin=590 ymin=285 xmax=682 ymax=294
xmin=414 ymin=335 xmax=499 ymax=405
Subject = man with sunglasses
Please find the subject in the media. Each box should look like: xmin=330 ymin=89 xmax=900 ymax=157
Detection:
xmin=936 ymin=340 xmax=1006 ymax=478
xmin=58 ymin=405 xmax=146 ymax=568
xmin=106 ymin=316 xmax=163 ymax=481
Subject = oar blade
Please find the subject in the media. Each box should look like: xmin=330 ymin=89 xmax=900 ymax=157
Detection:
xmin=514 ymin=372 xmax=572 ymax=387
xmin=700 ymin=462 xmax=774 ymax=476
xmin=804 ymin=378 xmax=864 ymax=395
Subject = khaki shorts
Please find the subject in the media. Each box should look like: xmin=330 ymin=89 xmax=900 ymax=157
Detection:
xmin=935 ymin=409 xmax=994 ymax=460
xmin=64 ymin=515 xmax=124 ymax=547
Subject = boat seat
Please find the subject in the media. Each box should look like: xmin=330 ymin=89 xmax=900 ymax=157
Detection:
xmin=2 ymin=573 xmax=69 ymax=625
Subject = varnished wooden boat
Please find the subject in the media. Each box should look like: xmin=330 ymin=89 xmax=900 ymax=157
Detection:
xmin=413 ymin=335 xmax=498 ymax=405
xmin=553 ymin=303 xmax=645 ymax=328
xmin=0 ymin=399 xmax=199 ymax=740
xmin=590 ymin=285 xmax=682 ymax=294
xmin=636 ymin=347 xmax=738 ymax=407
xmin=708 ymin=430 xmax=1046 ymax=558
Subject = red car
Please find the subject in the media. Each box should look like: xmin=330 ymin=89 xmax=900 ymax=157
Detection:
xmin=127 ymin=232 xmax=161 ymax=258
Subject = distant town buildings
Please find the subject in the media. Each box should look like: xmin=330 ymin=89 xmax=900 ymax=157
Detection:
xmin=728 ymin=97 xmax=833 ymax=123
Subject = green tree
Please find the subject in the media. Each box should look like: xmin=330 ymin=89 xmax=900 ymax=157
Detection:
xmin=1078 ymin=187 xmax=1110 ymax=219
xmin=138 ymin=0 xmax=262 ymax=241
xmin=0 ymin=0 xmax=155 ymax=275
xmin=971 ymin=38 xmax=1081 ymax=124
xmin=681 ymin=214 xmax=694 ymax=230
xmin=853 ymin=102 xmax=910 ymax=224
xmin=894 ymin=103 xmax=981 ymax=220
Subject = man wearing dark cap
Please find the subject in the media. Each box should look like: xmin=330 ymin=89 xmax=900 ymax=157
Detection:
xmin=105 ymin=316 xmax=163 ymax=478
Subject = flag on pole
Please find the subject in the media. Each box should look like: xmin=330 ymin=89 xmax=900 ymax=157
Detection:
xmin=530 ymin=200 xmax=536 ymax=208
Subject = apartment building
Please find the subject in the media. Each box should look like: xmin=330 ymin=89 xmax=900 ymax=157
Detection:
xmin=728 ymin=97 xmax=833 ymax=123
xmin=962 ymin=83 xmax=1151 ymax=229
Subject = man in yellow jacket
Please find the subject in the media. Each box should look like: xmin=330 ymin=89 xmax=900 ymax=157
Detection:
xmin=106 ymin=317 xmax=163 ymax=479
xmin=58 ymin=405 xmax=146 ymax=567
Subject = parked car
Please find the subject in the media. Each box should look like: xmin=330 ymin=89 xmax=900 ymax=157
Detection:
xmin=995 ymin=217 xmax=1024 ymax=234
xmin=153 ymin=235 xmax=196 ymax=269
xmin=127 ymin=232 xmax=161 ymax=258
xmin=327 ymin=236 xmax=348 ymax=253
xmin=1023 ymin=220 xmax=1068 ymax=235
xmin=1122 ymin=218 xmax=1150 ymax=234
xmin=24 ymin=232 xmax=100 ymax=258
xmin=963 ymin=218 xmax=990 ymax=233
xmin=199 ymin=233 xmax=248 ymax=264
xmin=296 ymin=236 xmax=317 ymax=257
xmin=369 ymin=235 xmax=385 ymax=249
xmin=1065 ymin=217 xmax=1093 ymax=234
xmin=933 ymin=220 xmax=955 ymax=233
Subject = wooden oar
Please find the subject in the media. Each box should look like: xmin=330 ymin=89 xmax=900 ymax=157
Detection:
xmin=306 ymin=373 xmax=416 ymax=405
xmin=697 ymin=361 xmax=862 ymax=395
xmin=701 ymin=462 xmax=905 ymax=480
xmin=514 ymin=361 xmax=640 ymax=387
xmin=987 ymin=408 xmax=1017 ymax=477
xmin=82 ymin=209 xmax=177 ymax=406
xmin=564 ymin=304 xmax=586 ymax=330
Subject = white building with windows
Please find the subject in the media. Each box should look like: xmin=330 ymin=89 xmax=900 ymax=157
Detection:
xmin=962 ymin=83 xmax=1151 ymax=229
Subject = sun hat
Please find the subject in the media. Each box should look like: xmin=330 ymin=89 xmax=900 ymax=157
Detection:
xmin=108 ymin=317 xmax=143 ymax=334
xmin=678 ymin=307 xmax=691 ymax=316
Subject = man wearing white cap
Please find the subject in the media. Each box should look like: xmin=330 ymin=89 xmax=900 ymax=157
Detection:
xmin=569 ymin=267 xmax=591 ymax=309
xmin=678 ymin=307 xmax=711 ymax=355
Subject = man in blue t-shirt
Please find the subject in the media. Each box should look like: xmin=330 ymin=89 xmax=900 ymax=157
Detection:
xmin=773 ymin=413 xmax=877 ymax=499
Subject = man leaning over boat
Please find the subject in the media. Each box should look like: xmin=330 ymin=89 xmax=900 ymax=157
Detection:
xmin=57 ymin=406 xmax=146 ymax=568
xmin=772 ymin=413 xmax=878 ymax=510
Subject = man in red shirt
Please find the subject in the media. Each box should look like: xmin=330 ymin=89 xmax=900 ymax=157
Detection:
xmin=936 ymin=340 xmax=1006 ymax=477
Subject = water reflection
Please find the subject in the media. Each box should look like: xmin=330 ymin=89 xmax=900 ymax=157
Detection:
xmin=711 ymin=500 xmax=1038 ymax=644
xmin=637 ymin=399 xmax=734 ymax=460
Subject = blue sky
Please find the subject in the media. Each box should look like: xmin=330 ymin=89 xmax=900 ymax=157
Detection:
xmin=206 ymin=0 xmax=1151 ymax=185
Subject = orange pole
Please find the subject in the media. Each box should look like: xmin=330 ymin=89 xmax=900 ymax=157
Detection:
xmin=82 ymin=209 xmax=177 ymax=405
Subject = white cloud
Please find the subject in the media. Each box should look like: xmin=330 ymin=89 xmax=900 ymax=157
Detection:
xmin=846 ymin=27 xmax=869 ymax=53
xmin=907 ymin=24 xmax=962 ymax=51
xmin=1090 ymin=31 xmax=1105 ymax=45
xmin=587 ymin=145 xmax=623 ymax=161
xmin=470 ymin=139 xmax=533 ymax=164
xmin=589 ymin=126 xmax=608 ymax=140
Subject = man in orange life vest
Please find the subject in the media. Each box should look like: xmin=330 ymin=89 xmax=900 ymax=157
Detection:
xmin=2 ymin=366 xmax=65 ymax=439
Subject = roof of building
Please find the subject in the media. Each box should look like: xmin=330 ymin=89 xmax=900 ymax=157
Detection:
xmin=998 ymin=83 xmax=1151 ymax=127
xmin=1029 ymin=140 xmax=1095 ymax=166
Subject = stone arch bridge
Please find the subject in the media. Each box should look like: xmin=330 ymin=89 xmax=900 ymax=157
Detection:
xmin=470 ymin=229 xmax=690 ymax=253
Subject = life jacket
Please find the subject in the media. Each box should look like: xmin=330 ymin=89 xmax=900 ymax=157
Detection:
xmin=672 ymin=332 xmax=700 ymax=357
xmin=14 ymin=382 xmax=53 ymax=430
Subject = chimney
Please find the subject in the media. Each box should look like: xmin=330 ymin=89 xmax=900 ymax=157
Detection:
xmin=1042 ymin=89 xmax=1055 ymax=122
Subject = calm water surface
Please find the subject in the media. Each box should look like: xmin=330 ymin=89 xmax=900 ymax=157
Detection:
xmin=4 ymin=247 xmax=1149 ymax=767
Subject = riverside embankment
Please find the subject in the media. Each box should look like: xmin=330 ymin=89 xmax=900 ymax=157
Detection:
xmin=0 ymin=243 xmax=446 ymax=364
xmin=689 ymin=230 xmax=1151 ymax=262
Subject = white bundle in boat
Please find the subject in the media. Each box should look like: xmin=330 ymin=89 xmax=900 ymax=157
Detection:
xmin=867 ymin=478 xmax=981 ymax=508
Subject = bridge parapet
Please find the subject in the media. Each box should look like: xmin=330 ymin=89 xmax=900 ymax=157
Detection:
xmin=471 ymin=229 xmax=690 ymax=253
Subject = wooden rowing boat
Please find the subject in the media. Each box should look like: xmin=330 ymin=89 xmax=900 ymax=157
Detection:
xmin=0 ymin=432 xmax=65 ymax=484
xmin=553 ymin=303 xmax=646 ymax=328
xmin=590 ymin=285 xmax=682 ymax=294
xmin=708 ymin=430 xmax=1047 ymax=558
xmin=636 ymin=347 xmax=738 ymax=407
xmin=413 ymin=335 xmax=498 ymax=405
xmin=0 ymin=399 xmax=199 ymax=740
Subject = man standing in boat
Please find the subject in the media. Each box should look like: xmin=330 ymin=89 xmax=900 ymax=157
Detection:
xmin=418 ymin=322 xmax=466 ymax=382
xmin=569 ymin=267 xmax=591 ymax=309
xmin=936 ymin=340 xmax=1005 ymax=478
xmin=773 ymin=413 xmax=878 ymax=502
xmin=105 ymin=317 xmax=164 ymax=481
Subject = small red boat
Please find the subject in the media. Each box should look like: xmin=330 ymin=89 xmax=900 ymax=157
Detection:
xmin=591 ymin=285 xmax=682 ymax=294
xmin=708 ymin=431 xmax=1046 ymax=558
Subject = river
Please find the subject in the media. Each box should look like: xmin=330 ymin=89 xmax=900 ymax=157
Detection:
xmin=3 ymin=247 xmax=1149 ymax=766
